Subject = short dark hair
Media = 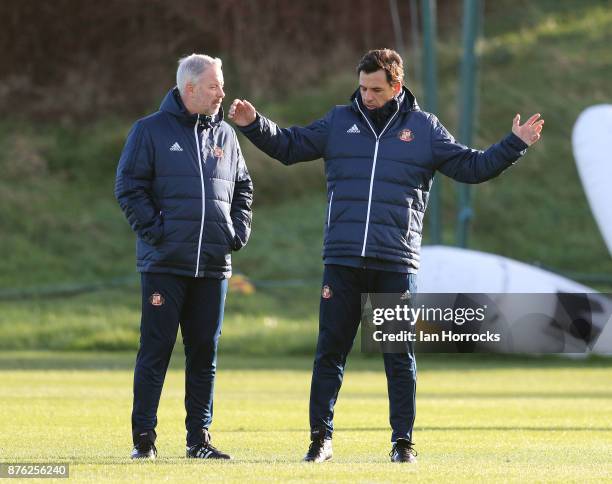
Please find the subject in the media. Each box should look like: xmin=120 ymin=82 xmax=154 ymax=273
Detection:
xmin=357 ymin=49 xmax=404 ymax=85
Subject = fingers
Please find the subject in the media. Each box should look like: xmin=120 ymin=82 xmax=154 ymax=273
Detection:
xmin=525 ymin=113 xmax=541 ymax=126
xmin=533 ymin=120 xmax=544 ymax=134
xmin=514 ymin=113 xmax=543 ymax=130
xmin=530 ymin=122 xmax=543 ymax=144
xmin=228 ymin=99 xmax=255 ymax=120
xmin=228 ymin=99 xmax=242 ymax=119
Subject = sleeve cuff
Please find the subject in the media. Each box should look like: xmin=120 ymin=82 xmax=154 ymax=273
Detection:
xmin=238 ymin=113 xmax=262 ymax=134
xmin=506 ymin=132 xmax=529 ymax=153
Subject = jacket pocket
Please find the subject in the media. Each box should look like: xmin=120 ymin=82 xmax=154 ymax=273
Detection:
xmin=327 ymin=191 xmax=334 ymax=226
xmin=230 ymin=225 xmax=241 ymax=251
xmin=144 ymin=210 xmax=165 ymax=246
xmin=223 ymin=221 xmax=240 ymax=251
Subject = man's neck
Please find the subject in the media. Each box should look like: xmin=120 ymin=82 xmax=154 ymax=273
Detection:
xmin=365 ymin=94 xmax=401 ymax=132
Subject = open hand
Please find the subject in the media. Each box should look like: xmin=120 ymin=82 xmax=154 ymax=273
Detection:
xmin=228 ymin=99 xmax=257 ymax=126
xmin=512 ymin=113 xmax=544 ymax=146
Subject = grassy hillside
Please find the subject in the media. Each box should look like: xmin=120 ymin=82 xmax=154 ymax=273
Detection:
xmin=1 ymin=0 xmax=611 ymax=350
xmin=464 ymin=0 xmax=612 ymax=270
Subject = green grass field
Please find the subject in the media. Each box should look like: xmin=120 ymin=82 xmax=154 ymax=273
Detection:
xmin=1 ymin=353 xmax=611 ymax=482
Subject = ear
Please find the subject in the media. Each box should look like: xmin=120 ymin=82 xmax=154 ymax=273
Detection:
xmin=392 ymin=82 xmax=402 ymax=95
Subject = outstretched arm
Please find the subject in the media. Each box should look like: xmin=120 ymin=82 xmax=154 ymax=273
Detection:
xmin=229 ymin=98 xmax=331 ymax=165
xmin=434 ymin=113 xmax=544 ymax=183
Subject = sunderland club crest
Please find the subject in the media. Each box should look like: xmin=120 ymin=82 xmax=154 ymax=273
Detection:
xmin=150 ymin=292 xmax=165 ymax=306
xmin=398 ymin=129 xmax=414 ymax=142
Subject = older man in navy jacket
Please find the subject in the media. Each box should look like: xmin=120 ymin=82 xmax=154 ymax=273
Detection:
xmin=116 ymin=54 xmax=252 ymax=460
xmin=229 ymin=49 xmax=543 ymax=463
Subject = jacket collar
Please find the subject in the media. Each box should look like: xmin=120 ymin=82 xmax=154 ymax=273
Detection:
xmin=159 ymin=86 xmax=224 ymax=126
xmin=350 ymin=85 xmax=419 ymax=114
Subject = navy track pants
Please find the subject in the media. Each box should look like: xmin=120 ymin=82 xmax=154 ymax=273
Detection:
xmin=309 ymin=264 xmax=417 ymax=442
xmin=131 ymin=272 xmax=227 ymax=446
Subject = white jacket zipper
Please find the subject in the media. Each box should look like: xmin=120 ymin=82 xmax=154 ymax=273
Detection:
xmin=327 ymin=191 xmax=334 ymax=226
xmin=194 ymin=115 xmax=206 ymax=277
xmin=354 ymin=100 xmax=401 ymax=257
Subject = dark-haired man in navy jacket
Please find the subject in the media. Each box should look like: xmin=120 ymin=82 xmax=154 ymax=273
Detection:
xmin=116 ymin=53 xmax=252 ymax=461
xmin=229 ymin=48 xmax=543 ymax=463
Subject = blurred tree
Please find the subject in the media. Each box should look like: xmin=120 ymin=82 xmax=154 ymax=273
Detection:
xmin=0 ymin=0 xmax=454 ymax=120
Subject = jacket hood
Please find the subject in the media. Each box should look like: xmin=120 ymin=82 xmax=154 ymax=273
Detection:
xmin=159 ymin=86 xmax=224 ymax=125
xmin=350 ymin=85 xmax=419 ymax=113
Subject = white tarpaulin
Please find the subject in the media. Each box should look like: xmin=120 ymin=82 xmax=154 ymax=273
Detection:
xmin=572 ymin=104 xmax=612 ymax=257
xmin=418 ymin=245 xmax=612 ymax=354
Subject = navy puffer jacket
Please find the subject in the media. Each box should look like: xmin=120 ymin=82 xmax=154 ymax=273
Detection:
xmin=239 ymin=87 xmax=527 ymax=272
xmin=115 ymin=88 xmax=253 ymax=278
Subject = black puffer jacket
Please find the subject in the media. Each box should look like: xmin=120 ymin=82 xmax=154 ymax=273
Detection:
xmin=115 ymin=87 xmax=253 ymax=278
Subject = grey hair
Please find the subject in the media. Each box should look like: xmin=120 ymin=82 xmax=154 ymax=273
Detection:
xmin=176 ymin=54 xmax=222 ymax=95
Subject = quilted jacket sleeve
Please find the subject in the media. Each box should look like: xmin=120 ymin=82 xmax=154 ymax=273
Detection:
xmin=431 ymin=115 xmax=528 ymax=184
xmin=114 ymin=121 xmax=164 ymax=245
xmin=230 ymin=137 xmax=253 ymax=251
xmin=238 ymin=109 xmax=333 ymax=165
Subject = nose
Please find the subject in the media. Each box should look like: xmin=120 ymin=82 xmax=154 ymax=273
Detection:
xmin=219 ymin=86 xmax=225 ymax=98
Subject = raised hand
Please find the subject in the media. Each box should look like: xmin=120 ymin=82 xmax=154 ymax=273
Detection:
xmin=512 ymin=113 xmax=544 ymax=146
xmin=228 ymin=99 xmax=257 ymax=126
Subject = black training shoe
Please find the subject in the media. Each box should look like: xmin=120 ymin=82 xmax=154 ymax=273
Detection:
xmin=302 ymin=428 xmax=333 ymax=463
xmin=390 ymin=439 xmax=417 ymax=463
xmin=186 ymin=429 xmax=231 ymax=460
xmin=131 ymin=430 xmax=157 ymax=460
